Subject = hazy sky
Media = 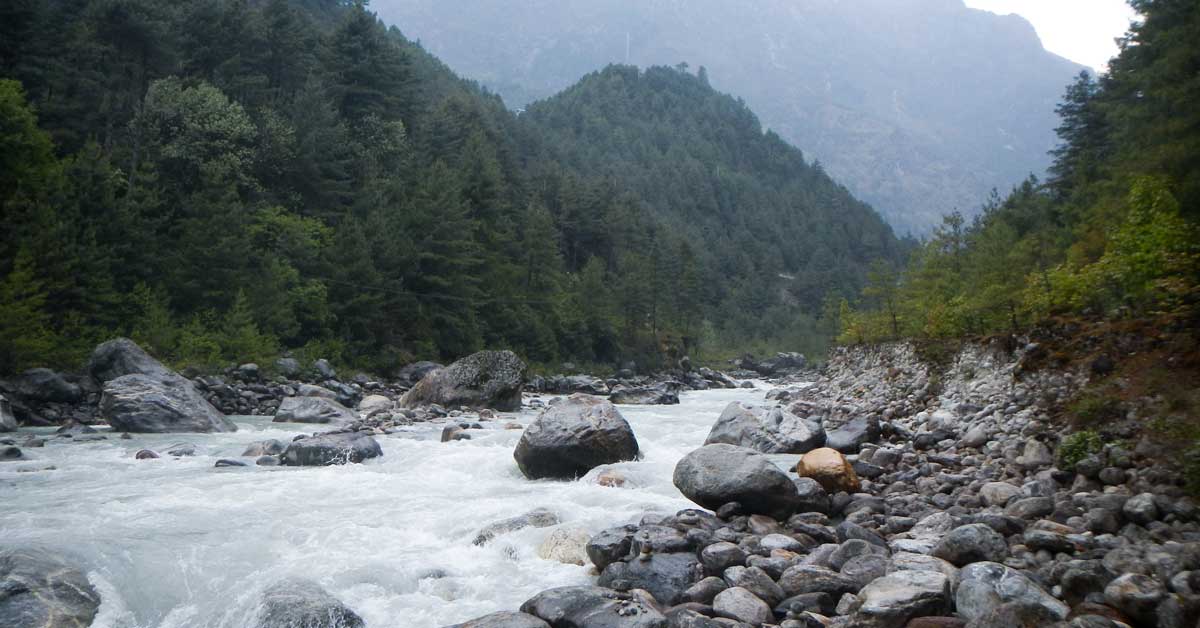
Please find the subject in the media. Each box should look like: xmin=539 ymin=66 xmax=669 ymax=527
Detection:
xmin=963 ymin=0 xmax=1139 ymax=71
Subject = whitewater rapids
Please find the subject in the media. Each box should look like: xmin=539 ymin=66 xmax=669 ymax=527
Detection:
xmin=0 ymin=386 xmax=768 ymax=628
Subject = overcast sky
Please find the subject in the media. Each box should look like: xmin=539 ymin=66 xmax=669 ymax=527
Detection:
xmin=963 ymin=0 xmax=1139 ymax=71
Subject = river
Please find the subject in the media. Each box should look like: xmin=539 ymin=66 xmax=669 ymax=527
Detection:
xmin=0 ymin=386 xmax=768 ymax=628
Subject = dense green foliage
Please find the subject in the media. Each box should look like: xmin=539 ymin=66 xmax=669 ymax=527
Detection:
xmin=840 ymin=0 xmax=1200 ymax=343
xmin=0 ymin=0 xmax=900 ymax=374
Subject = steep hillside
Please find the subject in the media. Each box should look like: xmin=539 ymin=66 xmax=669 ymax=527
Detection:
xmin=0 ymin=0 xmax=899 ymax=373
xmin=374 ymin=0 xmax=1086 ymax=233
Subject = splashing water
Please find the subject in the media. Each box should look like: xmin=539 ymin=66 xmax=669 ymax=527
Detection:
xmin=0 ymin=386 xmax=768 ymax=627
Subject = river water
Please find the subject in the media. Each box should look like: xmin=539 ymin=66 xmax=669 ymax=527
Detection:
xmin=0 ymin=386 xmax=768 ymax=628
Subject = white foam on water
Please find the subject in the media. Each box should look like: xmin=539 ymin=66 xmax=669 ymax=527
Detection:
xmin=0 ymin=386 xmax=769 ymax=627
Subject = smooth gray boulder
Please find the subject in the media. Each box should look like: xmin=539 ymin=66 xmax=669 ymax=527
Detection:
xmin=712 ymin=586 xmax=772 ymax=625
xmin=673 ymin=444 xmax=801 ymax=520
xmin=823 ymin=415 xmax=880 ymax=453
xmin=444 ymin=611 xmax=550 ymax=628
xmin=519 ymin=586 xmax=667 ymax=628
xmin=282 ymin=432 xmax=382 ymax=466
xmin=931 ymin=523 xmax=1010 ymax=566
xmin=87 ymin=337 xmax=172 ymax=383
xmin=17 ymin=368 xmax=83 ymax=403
xmin=0 ymin=547 xmax=101 ymax=628
xmin=400 ymin=351 xmax=525 ymax=411
xmin=854 ymin=570 xmax=950 ymax=628
xmin=256 ymin=578 xmax=363 ymax=628
xmin=704 ymin=401 xmax=825 ymax=454
xmin=956 ymin=561 xmax=1069 ymax=623
xmin=0 ymin=395 xmax=17 ymax=432
xmin=514 ymin=395 xmax=639 ymax=480
xmin=473 ymin=508 xmax=561 ymax=546
xmin=101 ymin=373 xmax=237 ymax=433
xmin=273 ymin=397 xmax=358 ymax=425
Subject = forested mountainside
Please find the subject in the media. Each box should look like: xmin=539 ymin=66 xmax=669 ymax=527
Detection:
xmin=371 ymin=0 xmax=1086 ymax=234
xmin=839 ymin=0 xmax=1198 ymax=343
xmin=0 ymin=0 xmax=900 ymax=376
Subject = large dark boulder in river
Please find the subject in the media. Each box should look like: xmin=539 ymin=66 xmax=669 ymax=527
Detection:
xmin=87 ymin=337 xmax=172 ymax=383
xmin=0 ymin=395 xmax=17 ymax=432
xmin=704 ymin=401 xmax=825 ymax=454
xmin=273 ymin=397 xmax=357 ymax=425
xmin=282 ymin=431 xmax=382 ymax=466
xmin=520 ymin=586 xmax=667 ymax=628
xmin=513 ymin=394 xmax=639 ymax=480
xmin=400 ymin=351 xmax=524 ymax=411
xmin=608 ymin=382 xmax=680 ymax=405
xmin=17 ymin=369 xmax=83 ymax=403
xmin=673 ymin=443 xmax=801 ymax=520
xmin=256 ymin=578 xmax=364 ymax=628
xmin=444 ymin=611 xmax=550 ymax=628
xmin=0 ymin=547 xmax=101 ymax=628
xmin=101 ymin=373 xmax=237 ymax=433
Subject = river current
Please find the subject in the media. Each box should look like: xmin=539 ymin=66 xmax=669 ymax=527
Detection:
xmin=1 ymin=386 xmax=768 ymax=628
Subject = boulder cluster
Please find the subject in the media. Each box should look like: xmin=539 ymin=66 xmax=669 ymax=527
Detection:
xmin=454 ymin=341 xmax=1200 ymax=628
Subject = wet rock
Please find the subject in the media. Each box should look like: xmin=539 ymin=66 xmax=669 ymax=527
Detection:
xmin=514 ymin=395 xmax=639 ymax=480
xmin=214 ymin=458 xmax=247 ymax=467
xmin=357 ymin=395 xmax=393 ymax=416
xmin=793 ymin=478 xmax=832 ymax=514
xmin=17 ymin=368 xmax=83 ymax=403
xmin=281 ymin=431 xmax=382 ymax=466
xmin=273 ymin=396 xmax=358 ymax=425
xmin=673 ymin=444 xmax=801 ymax=520
xmin=931 ymin=524 xmax=1009 ymax=567
xmin=475 ymin=508 xmax=561 ymax=546
xmin=256 ymin=455 xmax=281 ymax=466
xmin=778 ymin=564 xmax=862 ymax=597
xmin=444 ymin=611 xmax=551 ymax=628
xmin=609 ymin=382 xmax=681 ymax=405
xmin=1121 ymin=493 xmax=1160 ymax=525
xmin=853 ymin=570 xmax=951 ymax=628
xmin=979 ymin=482 xmax=1022 ymax=507
xmin=704 ymin=401 xmax=825 ymax=454
xmin=442 ymin=425 xmax=469 ymax=442
xmin=586 ymin=526 xmax=635 ymax=571
xmin=243 ymin=439 xmax=286 ymax=457
xmin=723 ymin=566 xmax=785 ymax=606
xmin=682 ymin=577 xmax=728 ymax=605
xmin=87 ymin=337 xmax=173 ymax=383
xmin=313 ymin=359 xmax=336 ymax=380
xmin=166 ymin=442 xmax=197 ymax=457
xmin=712 ymin=586 xmax=772 ymax=625
xmin=101 ymin=373 xmax=237 ymax=433
xmin=0 ymin=446 xmax=22 ymax=460
xmin=795 ymin=447 xmax=861 ymax=494
xmin=0 ymin=547 xmax=101 ymax=628
xmin=135 ymin=449 xmax=159 ymax=459
xmin=700 ymin=542 xmax=747 ymax=575
xmin=956 ymin=562 xmax=1068 ymax=623
xmin=0 ymin=395 xmax=17 ymax=432
xmin=1103 ymin=573 xmax=1164 ymax=624
xmin=537 ymin=527 xmax=592 ymax=566
xmin=597 ymin=552 xmax=699 ymax=605
xmin=256 ymin=577 xmax=363 ymax=628
xmin=824 ymin=415 xmax=881 ymax=454
xmin=520 ymin=586 xmax=667 ymax=628
xmin=400 ymin=350 xmax=525 ymax=412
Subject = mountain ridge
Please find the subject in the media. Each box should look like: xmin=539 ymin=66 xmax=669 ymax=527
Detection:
xmin=374 ymin=0 xmax=1086 ymax=234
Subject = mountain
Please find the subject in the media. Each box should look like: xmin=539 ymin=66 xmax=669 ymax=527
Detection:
xmin=0 ymin=0 xmax=899 ymax=373
xmin=372 ymin=0 xmax=1086 ymax=234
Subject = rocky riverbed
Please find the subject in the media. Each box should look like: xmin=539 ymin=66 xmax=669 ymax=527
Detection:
xmin=3 ymin=338 xmax=1194 ymax=628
